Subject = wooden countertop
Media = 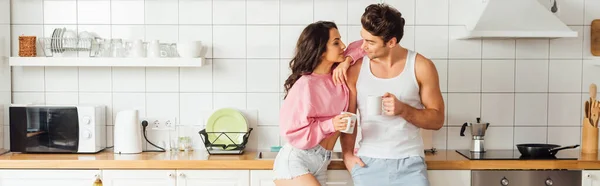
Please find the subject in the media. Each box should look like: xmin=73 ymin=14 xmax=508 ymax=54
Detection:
xmin=1 ymin=149 xmax=599 ymax=170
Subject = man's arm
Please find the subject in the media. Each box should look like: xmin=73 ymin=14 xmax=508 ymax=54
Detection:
xmin=398 ymin=54 xmax=445 ymax=130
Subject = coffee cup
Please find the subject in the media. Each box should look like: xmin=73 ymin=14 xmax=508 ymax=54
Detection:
xmin=340 ymin=112 xmax=357 ymax=134
xmin=367 ymin=95 xmax=383 ymax=115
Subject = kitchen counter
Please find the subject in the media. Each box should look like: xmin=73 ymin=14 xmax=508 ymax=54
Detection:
xmin=0 ymin=149 xmax=599 ymax=170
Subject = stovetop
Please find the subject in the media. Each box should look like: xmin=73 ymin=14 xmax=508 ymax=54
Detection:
xmin=455 ymin=150 xmax=579 ymax=160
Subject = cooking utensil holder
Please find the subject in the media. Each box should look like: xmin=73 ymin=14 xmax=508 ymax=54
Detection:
xmin=582 ymin=119 xmax=598 ymax=154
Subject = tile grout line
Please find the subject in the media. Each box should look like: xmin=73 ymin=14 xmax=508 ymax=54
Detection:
xmin=42 ymin=0 xmax=46 ymax=105
xmin=109 ymin=0 xmax=114 ymax=147
xmin=513 ymin=38 xmax=516 ymax=148
xmin=177 ymin=0 xmax=181 ymax=130
xmin=76 ymin=0 xmax=80 ymax=105
xmin=278 ymin=0 xmax=282 ymax=145
xmin=143 ymin=0 xmax=148 ymax=151
xmin=210 ymin=0 xmax=214 ymax=111
xmin=445 ymin=0 xmax=449 ymax=150
xmin=546 ymin=36 xmax=551 ymax=144
xmin=245 ymin=0 xmax=248 ymax=111
xmin=581 ymin=1 xmax=586 ymax=145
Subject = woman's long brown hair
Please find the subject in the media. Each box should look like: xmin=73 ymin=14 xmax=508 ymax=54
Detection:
xmin=283 ymin=21 xmax=338 ymax=99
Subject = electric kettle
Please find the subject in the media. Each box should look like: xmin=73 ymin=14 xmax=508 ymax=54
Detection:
xmin=113 ymin=109 xmax=142 ymax=154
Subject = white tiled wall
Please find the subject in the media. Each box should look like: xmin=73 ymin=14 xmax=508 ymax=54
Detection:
xmin=1 ymin=0 xmax=10 ymax=150
xmin=7 ymin=0 xmax=600 ymax=152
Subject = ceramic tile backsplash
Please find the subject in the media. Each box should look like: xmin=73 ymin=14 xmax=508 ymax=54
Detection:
xmin=0 ymin=0 xmax=8 ymax=150
xmin=6 ymin=0 xmax=600 ymax=152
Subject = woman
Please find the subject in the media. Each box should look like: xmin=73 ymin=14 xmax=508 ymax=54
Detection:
xmin=273 ymin=21 xmax=355 ymax=186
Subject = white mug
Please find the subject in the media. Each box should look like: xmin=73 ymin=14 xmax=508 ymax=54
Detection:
xmin=147 ymin=40 xmax=161 ymax=58
xmin=367 ymin=95 xmax=383 ymax=115
xmin=131 ymin=39 xmax=146 ymax=57
xmin=178 ymin=41 xmax=203 ymax=58
xmin=340 ymin=112 xmax=357 ymax=134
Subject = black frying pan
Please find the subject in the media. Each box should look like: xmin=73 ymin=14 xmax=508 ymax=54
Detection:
xmin=516 ymin=143 xmax=580 ymax=157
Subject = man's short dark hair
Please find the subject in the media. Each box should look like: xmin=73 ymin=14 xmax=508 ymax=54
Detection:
xmin=361 ymin=3 xmax=405 ymax=44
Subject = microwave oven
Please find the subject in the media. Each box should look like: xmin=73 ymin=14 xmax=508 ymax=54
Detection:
xmin=9 ymin=105 xmax=107 ymax=153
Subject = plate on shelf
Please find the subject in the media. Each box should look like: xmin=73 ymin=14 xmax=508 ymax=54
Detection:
xmin=205 ymin=108 xmax=248 ymax=148
xmin=51 ymin=28 xmax=57 ymax=53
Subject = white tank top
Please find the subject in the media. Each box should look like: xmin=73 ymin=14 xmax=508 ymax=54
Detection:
xmin=356 ymin=49 xmax=425 ymax=159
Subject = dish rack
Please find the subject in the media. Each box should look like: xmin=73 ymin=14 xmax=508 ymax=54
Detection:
xmin=198 ymin=128 xmax=253 ymax=155
xmin=37 ymin=37 xmax=99 ymax=57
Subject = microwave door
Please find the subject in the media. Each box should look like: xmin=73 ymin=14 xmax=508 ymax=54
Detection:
xmin=47 ymin=108 xmax=79 ymax=152
xmin=24 ymin=107 xmax=79 ymax=153
xmin=26 ymin=107 xmax=40 ymax=132
xmin=24 ymin=108 xmax=50 ymax=152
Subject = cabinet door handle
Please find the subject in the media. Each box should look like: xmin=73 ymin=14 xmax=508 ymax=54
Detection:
xmin=179 ymin=173 xmax=186 ymax=177
xmin=93 ymin=174 xmax=102 ymax=186
xmin=168 ymin=173 xmax=174 ymax=177
xmin=586 ymin=173 xmax=592 ymax=178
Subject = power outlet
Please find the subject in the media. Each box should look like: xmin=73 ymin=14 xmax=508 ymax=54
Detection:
xmin=141 ymin=117 xmax=177 ymax=131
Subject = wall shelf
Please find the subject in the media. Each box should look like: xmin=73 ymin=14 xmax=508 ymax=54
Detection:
xmin=8 ymin=57 xmax=205 ymax=67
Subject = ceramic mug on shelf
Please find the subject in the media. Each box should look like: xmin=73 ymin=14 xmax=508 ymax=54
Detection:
xmin=177 ymin=41 xmax=203 ymax=58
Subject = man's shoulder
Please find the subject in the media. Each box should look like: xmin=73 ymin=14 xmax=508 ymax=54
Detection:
xmin=349 ymin=59 xmax=362 ymax=73
xmin=413 ymin=52 xmax=439 ymax=84
xmin=414 ymin=53 xmax=434 ymax=66
xmin=414 ymin=53 xmax=437 ymax=73
xmin=346 ymin=59 xmax=363 ymax=86
xmin=348 ymin=59 xmax=362 ymax=77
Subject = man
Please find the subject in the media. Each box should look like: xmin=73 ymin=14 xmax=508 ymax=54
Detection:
xmin=338 ymin=3 xmax=445 ymax=186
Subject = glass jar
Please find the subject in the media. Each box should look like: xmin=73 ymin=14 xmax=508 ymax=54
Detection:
xmin=178 ymin=136 xmax=192 ymax=151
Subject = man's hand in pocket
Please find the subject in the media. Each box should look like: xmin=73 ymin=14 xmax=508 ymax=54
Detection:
xmin=343 ymin=154 xmax=365 ymax=172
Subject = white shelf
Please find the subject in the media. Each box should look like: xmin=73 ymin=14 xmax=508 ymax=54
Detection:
xmin=9 ymin=57 xmax=205 ymax=67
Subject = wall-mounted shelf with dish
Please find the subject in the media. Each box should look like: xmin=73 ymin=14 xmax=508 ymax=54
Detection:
xmin=8 ymin=57 xmax=205 ymax=67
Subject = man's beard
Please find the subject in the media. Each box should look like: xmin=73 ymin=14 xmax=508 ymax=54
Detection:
xmin=369 ymin=50 xmax=387 ymax=60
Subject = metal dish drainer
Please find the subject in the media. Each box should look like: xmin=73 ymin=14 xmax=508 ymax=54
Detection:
xmin=198 ymin=128 xmax=253 ymax=155
xmin=37 ymin=37 xmax=100 ymax=57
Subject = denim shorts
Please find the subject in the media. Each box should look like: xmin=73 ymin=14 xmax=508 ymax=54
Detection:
xmin=350 ymin=156 xmax=429 ymax=186
xmin=273 ymin=143 xmax=332 ymax=185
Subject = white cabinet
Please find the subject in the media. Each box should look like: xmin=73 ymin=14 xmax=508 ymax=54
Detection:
xmin=101 ymin=170 xmax=176 ymax=186
xmin=177 ymin=170 xmax=249 ymax=186
xmin=428 ymin=170 xmax=471 ymax=186
xmin=0 ymin=169 xmax=471 ymax=186
xmin=101 ymin=170 xmax=249 ymax=186
xmin=250 ymin=170 xmax=276 ymax=186
xmin=249 ymin=170 xmax=352 ymax=186
xmin=0 ymin=170 xmax=100 ymax=186
xmin=583 ymin=170 xmax=600 ymax=186
xmin=248 ymin=170 xmax=471 ymax=186
xmin=249 ymin=170 xmax=471 ymax=186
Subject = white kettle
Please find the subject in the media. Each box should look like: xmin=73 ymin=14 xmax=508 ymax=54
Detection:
xmin=113 ymin=109 xmax=142 ymax=154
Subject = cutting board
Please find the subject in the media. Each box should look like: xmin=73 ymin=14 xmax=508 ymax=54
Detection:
xmin=593 ymin=19 xmax=600 ymax=56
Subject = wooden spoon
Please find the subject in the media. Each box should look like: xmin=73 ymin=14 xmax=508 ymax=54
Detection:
xmin=586 ymin=101 xmax=590 ymax=119
xmin=591 ymin=83 xmax=597 ymax=103
xmin=592 ymin=104 xmax=600 ymax=127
